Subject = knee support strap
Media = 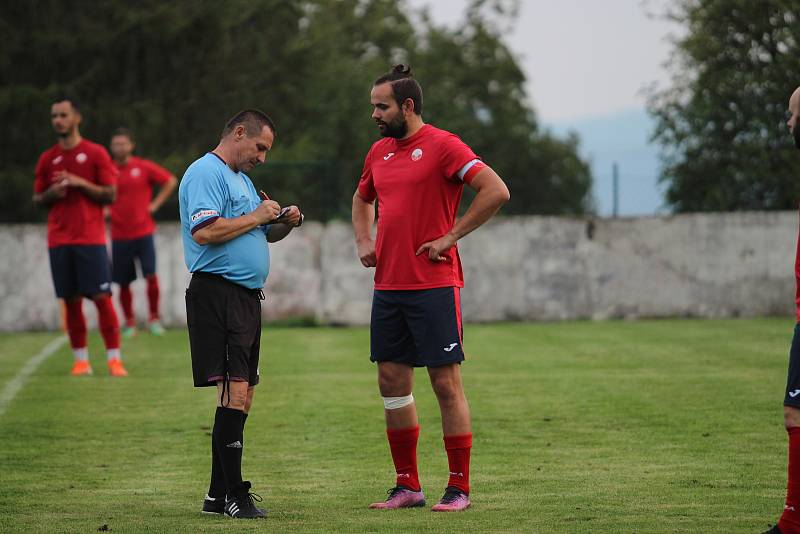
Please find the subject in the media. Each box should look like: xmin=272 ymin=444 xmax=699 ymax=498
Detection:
xmin=383 ymin=393 xmax=414 ymax=410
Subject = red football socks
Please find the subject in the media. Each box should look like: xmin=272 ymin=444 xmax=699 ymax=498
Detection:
xmin=93 ymin=295 xmax=120 ymax=350
xmin=781 ymin=427 xmax=800 ymax=533
xmin=444 ymin=433 xmax=472 ymax=494
xmin=118 ymin=285 xmax=135 ymax=326
xmin=64 ymin=299 xmax=87 ymax=350
xmin=146 ymin=274 xmax=160 ymax=322
xmin=387 ymin=425 xmax=421 ymax=492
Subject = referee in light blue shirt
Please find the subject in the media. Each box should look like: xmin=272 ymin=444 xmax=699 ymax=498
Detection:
xmin=178 ymin=109 xmax=303 ymax=519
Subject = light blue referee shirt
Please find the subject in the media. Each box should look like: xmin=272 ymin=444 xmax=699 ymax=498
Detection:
xmin=179 ymin=153 xmax=270 ymax=289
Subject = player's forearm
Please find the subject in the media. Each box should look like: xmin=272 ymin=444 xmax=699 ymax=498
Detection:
xmin=150 ymin=177 xmax=177 ymax=212
xmin=79 ymin=183 xmax=116 ymax=204
xmin=352 ymin=192 xmax=375 ymax=243
xmin=32 ymin=190 xmax=59 ymax=207
xmin=193 ymin=214 xmax=261 ymax=245
xmin=449 ymin=180 xmax=510 ymax=241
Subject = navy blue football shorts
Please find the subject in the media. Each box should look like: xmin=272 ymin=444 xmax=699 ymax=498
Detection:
xmin=370 ymin=286 xmax=464 ymax=368
xmin=48 ymin=244 xmax=112 ymax=298
xmin=112 ymin=234 xmax=156 ymax=285
xmin=785 ymin=323 xmax=800 ymax=407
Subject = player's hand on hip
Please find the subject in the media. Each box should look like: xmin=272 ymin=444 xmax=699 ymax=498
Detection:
xmin=254 ymin=199 xmax=281 ymax=224
xmin=357 ymin=238 xmax=377 ymax=268
xmin=416 ymin=234 xmax=456 ymax=262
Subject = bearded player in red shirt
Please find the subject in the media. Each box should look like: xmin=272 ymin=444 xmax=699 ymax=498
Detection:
xmin=352 ymin=65 xmax=510 ymax=512
xmin=33 ymin=97 xmax=128 ymax=377
xmin=109 ymin=128 xmax=177 ymax=337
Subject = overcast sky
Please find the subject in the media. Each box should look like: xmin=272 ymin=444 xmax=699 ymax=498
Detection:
xmin=408 ymin=0 xmax=680 ymax=215
xmin=408 ymin=0 xmax=678 ymax=123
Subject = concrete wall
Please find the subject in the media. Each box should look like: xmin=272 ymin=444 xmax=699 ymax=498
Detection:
xmin=0 ymin=211 xmax=795 ymax=331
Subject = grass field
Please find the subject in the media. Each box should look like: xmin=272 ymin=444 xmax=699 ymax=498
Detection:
xmin=0 ymin=318 xmax=794 ymax=533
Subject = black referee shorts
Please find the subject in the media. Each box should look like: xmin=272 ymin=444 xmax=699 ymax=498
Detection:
xmin=185 ymin=272 xmax=262 ymax=388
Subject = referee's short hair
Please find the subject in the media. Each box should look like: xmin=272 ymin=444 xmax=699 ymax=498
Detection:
xmin=221 ymin=109 xmax=277 ymax=138
xmin=374 ymin=64 xmax=423 ymax=116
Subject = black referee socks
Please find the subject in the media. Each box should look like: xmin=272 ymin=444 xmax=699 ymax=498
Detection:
xmin=212 ymin=406 xmax=245 ymax=497
xmin=208 ymin=412 xmax=249 ymax=498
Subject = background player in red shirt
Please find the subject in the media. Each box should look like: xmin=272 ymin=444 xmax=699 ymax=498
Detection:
xmin=352 ymin=65 xmax=510 ymax=512
xmin=33 ymin=97 xmax=128 ymax=377
xmin=765 ymin=86 xmax=800 ymax=534
xmin=109 ymin=128 xmax=177 ymax=337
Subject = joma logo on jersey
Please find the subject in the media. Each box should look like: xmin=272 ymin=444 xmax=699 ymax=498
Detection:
xmin=383 ymin=152 xmax=395 ymax=160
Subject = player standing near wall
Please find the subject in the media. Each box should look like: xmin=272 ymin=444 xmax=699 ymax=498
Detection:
xmin=352 ymin=65 xmax=510 ymax=512
xmin=109 ymin=128 xmax=177 ymax=336
xmin=33 ymin=96 xmax=128 ymax=377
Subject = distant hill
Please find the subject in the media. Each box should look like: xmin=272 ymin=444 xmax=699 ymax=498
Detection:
xmin=548 ymin=108 xmax=665 ymax=216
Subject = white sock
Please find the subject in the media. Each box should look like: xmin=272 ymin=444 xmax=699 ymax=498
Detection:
xmin=106 ymin=348 xmax=121 ymax=362
xmin=73 ymin=347 xmax=89 ymax=362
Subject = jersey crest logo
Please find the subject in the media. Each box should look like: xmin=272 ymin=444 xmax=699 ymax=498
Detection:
xmin=131 ymin=167 xmax=142 ymax=177
xmin=52 ymin=155 xmax=64 ymax=165
xmin=411 ymin=148 xmax=423 ymax=161
xmin=383 ymin=152 xmax=395 ymax=160
xmin=75 ymin=152 xmax=88 ymax=164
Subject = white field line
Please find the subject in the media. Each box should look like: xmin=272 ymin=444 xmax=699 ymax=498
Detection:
xmin=0 ymin=336 xmax=66 ymax=418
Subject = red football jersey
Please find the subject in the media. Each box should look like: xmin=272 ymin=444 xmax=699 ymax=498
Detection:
xmin=33 ymin=139 xmax=118 ymax=248
xmin=357 ymin=124 xmax=487 ymax=290
xmin=795 ymin=207 xmax=800 ymax=321
xmin=110 ymin=156 xmax=173 ymax=240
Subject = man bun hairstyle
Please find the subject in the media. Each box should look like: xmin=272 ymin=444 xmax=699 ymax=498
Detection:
xmin=221 ymin=108 xmax=277 ymax=138
xmin=374 ymin=64 xmax=423 ymax=115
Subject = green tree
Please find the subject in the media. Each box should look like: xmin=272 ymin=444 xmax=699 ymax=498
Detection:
xmin=648 ymin=0 xmax=800 ymax=212
xmin=0 ymin=0 xmax=591 ymax=222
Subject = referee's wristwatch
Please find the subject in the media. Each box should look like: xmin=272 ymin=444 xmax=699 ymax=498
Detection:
xmin=296 ymin=213 xmax=304 ymax=227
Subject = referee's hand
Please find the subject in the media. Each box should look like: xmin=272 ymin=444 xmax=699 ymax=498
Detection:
xmin=280 ymin=205 xmax=304 ymax=227
xmin=253 ymin=199 xmax=281 ymax=224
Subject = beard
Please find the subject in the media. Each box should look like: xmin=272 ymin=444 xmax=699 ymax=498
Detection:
xmin=794 ymin=126 xmax=800 ymax=149
xmin=55 ymin=124 xmax=72 ymax=138
xmin=378 ymin=115 xmax=408 ymax=139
